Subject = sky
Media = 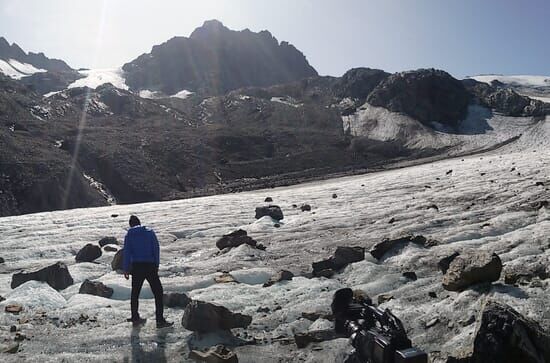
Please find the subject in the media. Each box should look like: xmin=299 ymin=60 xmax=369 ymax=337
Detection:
xmin=0 ymin=0 xmax=549 ymax=78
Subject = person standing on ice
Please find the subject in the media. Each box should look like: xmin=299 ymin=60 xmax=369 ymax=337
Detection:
xmin=123 ymin=215 xmax=173 ymax=328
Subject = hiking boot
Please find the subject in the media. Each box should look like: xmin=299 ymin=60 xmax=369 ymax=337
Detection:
xmin=156 ymin=319 xmax=174 ymax=329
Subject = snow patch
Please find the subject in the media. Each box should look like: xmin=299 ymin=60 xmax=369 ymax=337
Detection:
xmin=271 ymin=96 xmax=302 ymax=108
xmin=171 ymin=89 xmax=193 ymax=99
xmin=1 ymin=281 xmax=67 ymax=310
xmin=68 ymin=68 xmax=128 ymax=90
xmin=0 ymin=59 xmax=46 ymax=79
xmin=469 ymin=74 xmax=550 ymax=87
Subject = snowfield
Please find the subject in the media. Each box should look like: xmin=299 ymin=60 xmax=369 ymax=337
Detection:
xmin=469 ymin=74 xmax=550 ymax=87
xmin=0 ymin=59 xmax=46 ymax=79
xmin=68 ymin=68 xmax=129 ymax=90
xmin=0 ymin=119 xmax=549 ymax=362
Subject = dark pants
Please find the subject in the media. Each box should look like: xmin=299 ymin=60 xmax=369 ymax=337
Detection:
xmin=131 ymin=262 xmax=164 ymax=322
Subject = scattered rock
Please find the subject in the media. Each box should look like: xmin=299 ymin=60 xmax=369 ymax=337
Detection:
xmin=111 ymin=214 xmax=119 ymax=218
xmin=467 ymin=301 xmax=550 ymax=363
xmin=257 ymin=306 xmax=270 ymax=313
xmin=0 ymin=295 xmax=4 ymax=302
xmin=402 ymin=271 xmax=418 ymax=281
xmin=274 ymin=223 xmax=281 ymax=228
xmin=111 ymin=249 xmax=124 ymax=271
xmin=427 ymin=204 xmax=439 ymax=211
xmin=388 ymin=217 xmax=396 ymax=224
xmin=255 ymin=205 xmax=283 ymax=221
xmin=332 ymin=193 xmax=338 ymax=199
xmin=98 ymin=237 xmax=118 ymax=247
xmin=189 ymin=345 xmax=238 ymax=363
xmin=442 ymin=251 xmax=502 ymax=291
xmin=75 ymin=243 xmax=102 ymax=262
xmin=215 ymin=273 xmax=237 ymax=284
xmin=264 ymin=197 xmax=273 ymax=202
xmin=182 ymin=300 xmax=252 ymax=333
xmin=79 ymin=279 xmax=113 ymax=298
xmin=312 ymin=246 xmax=365 ymax=277
xmin=0 ymin=257 xmax=4 ymax=263
xmin=294 ymin=329 xmax=338 ymax=348
xmin=377 ymin=294 xmax=394 ymax=305
xmin=5 ymin=304 xmax=23 ymax=314
xmin=163 ymin=292 xmax=191 ymax=308
xmin=370 ymin=235 xmax=437 ymax=260
xmin=216 ymin=229 xmax=258 ymax=250
xmin=428 ymin=291 xmax=437 ymax=298
xmin=460 ymin=315 xmax=475 ymax=327
xmin=14 ymin=332 xmax=26 ymax=342
xmin=263 ymin=270 xmax=294 ymax=287
xmin=535 ymin=181 xmax=545 ymax=186
xmin=504 ymin=260 xmax=549 ymax=285
xmin=300 ymin=204 xmax=312 ymax=212
xmin=104 ymin=245 xmax=118 ymax=252
xmin=425 ymin=318 xmax=439 ymax=328
xmin=446 ymin=170 xmax=453 ymax=175
xmin=11 ymin=261 xmax=74 ymax=290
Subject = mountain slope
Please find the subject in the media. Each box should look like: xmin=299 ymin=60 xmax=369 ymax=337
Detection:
xmin=122 ymin=20 xmax=318 ymax=96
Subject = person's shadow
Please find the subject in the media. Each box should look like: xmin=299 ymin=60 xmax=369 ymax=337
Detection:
xmin=128 ymin=325 xmax=172 ymax=363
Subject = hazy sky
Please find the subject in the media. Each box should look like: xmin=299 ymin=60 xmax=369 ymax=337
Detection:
xmin=0 ymin=0 xmax=549 ymax=78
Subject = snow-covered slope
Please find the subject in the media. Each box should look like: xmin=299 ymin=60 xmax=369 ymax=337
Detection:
xmin=470 ymin=74 xmax=550 ymax=87
xmin=0 ymin=136 xmax=549 ymax=361
xmin=67 ymin=68 xmax=129 ymax=90
xmin=0 ymin=58 xmax=46 ymax=79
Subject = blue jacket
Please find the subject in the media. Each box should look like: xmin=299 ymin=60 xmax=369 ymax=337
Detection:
xmin=123 ymin=226 xmax=160 ymax=272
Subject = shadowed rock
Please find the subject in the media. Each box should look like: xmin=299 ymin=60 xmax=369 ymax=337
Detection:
xmin=370 ymin=235 xmax=438 ymax=260
xmin=263 ymin=270 xmax=294 ymax=287
xmin=79 ymin=279 xmax=113 ymax=298
xmin=439 ymin=252 xmax=461 ymax=274
xmin=163 ymin=292 xmax=191 ymax=308
xmin=189 ymin=345 xmax=238 ymax=363
xmin=75 ymin=243 xmax=102 ymax=262
xmin=294 ymin=329 xmax=338 ymax=348
xmin=442 ymin=251 xmax=502 ymax=291
xmin=182 ymin=300 xmax=252 ymax=333
xmin=111 ymin=249 xmax=124 ymax=271
xmin=466 ymin=301 xmax=550 ymax=363
xmin=255 ymin=205 xmax=284 ymax=221
xmin=11 ymin=262 xmax=73 ymax=290
xmin=98 ymin=237 xmax=118 ymax=247
xmin=312 ymin=246 xmax=365 ymax=277
xmin=216 ymin=229 xmax=257 ymax=250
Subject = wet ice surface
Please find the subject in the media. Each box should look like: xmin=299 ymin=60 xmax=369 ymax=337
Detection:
xmin=0 ymin=145 xmax=549 ymax=362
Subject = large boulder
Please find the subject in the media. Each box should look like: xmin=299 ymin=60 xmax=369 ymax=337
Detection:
xmin=442 ymin=251 xmax=502 ymax=291
xmin=79 ymin=279 xmax=113 ymax=298
xmin=312 ymin=246 xmax=365 ymax=277
xmin=98 ymin=237 xmax=118 ymax=247
xmin=111 ymin=249 xmax=124 ymax=271
xmin=164 ymin=292 xmax=191 ymax=308
xmin=216 ymin=229 xmax=257 ymax=250
xmin=75 ymin=243 xmax=102 ymax=262
xmin=468 ymin=301 xmax=550 ymax=363
xmin=182 ymin=300 xmax=252 ymax=333
xmin=11 ymin=262 xmax=73 ymax=290
xmin=255 ymin=205 xmax=284 ymax=221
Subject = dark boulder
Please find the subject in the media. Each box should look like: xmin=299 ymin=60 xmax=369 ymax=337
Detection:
xmin=111 ymin=249 xmax=124 ymax=271
xmin=263 ymin=270 xmax=294 ymax=287
xmin=333 ymin=67 xmax=390 ymax=101
xmin=75 ymin=243 xmax=102 ymax=262
xmin=11 ymin=262 xmax=73 ymax=290
xmin=0 ymin=257 xmax=4 ymax=263
xmin=164 ymin=292 xmax=191 ymax=308
xmin=255 ymin=205 xmax=284 ymax=221
xmin=264 ymin=197 xmax=273 ymax=202
xmin=312 ymin=246 xmax=365 ymax=276
xmin=181 ymin=300 xmax=252 ymax=333
xmin=438 ymin=252 xmax=461 ymax=274
xmin=98 ymin=237 xmax=118 ymax=247
xmin=504 ymin=258 xmax=550 ymax=285
xmin=216 ymin=229 xmax=258 ymax=250
xmin=468 ymin=301 xmax=550 ymax=363
xmin=442 ymin=251 xmax=502 ymax=291
xmin=300 ymin=204 xmax=312 ymax=212
xmin=79 ymin=279 xmax=113 ymax=298
xmin=104 ymin=245 xmax=118 ymax=252
xmin=294 ymin=329 xmax=338 ymax=348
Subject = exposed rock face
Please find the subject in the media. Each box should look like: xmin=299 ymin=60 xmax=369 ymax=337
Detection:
xmin=0 ymin=37 xmax=73 ymax=73
xmin=75 ymin=243 xmax=102 ymax=262
xmin=503 ymin=257 xmax=550 ymax=285
xmin=11 ymin=262 xmax=73 ymax=290
xmin=163 ymin=292 xmax=191 ymax=308
xmin=442 ymin=251 xmax=502 ymax=291
xmin=255 ymin=205 xmax=284 ymax=221
xmin=367 ymin=68 xmax=471 ymax=126
xmin=294 ymin=329 xmax=338 ymax=348
xmin=98 ymin=237 xmax=118 ymax=247
xmin=111 ymin=249 xmax=124 ymax=271
xmin=181 ymin=300 xmax=252 ymax=333
xmin=79 ymin=279 xmax=113 ymax=298
xmin=122 ymin=20 xmax=318 ymax=96
xmin=468 ymin=301 xmax=550 ymax=363
xmin=438 ymin=252 xmax=461 ymax=274
xmin=333 ymin=67 xmax=389 ymax=101
xmin=312 ymin=246 xmax=365 ymax=276
xmin=216 ymin=229 xmax=258 ymax=250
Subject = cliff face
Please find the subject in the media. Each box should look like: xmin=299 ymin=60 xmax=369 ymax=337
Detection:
xmin=122 ymin=20 xmax=318 ymax=96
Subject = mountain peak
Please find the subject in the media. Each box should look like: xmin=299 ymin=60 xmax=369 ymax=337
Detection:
xmin=189 ymin=19 xmax=230 ymax=39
